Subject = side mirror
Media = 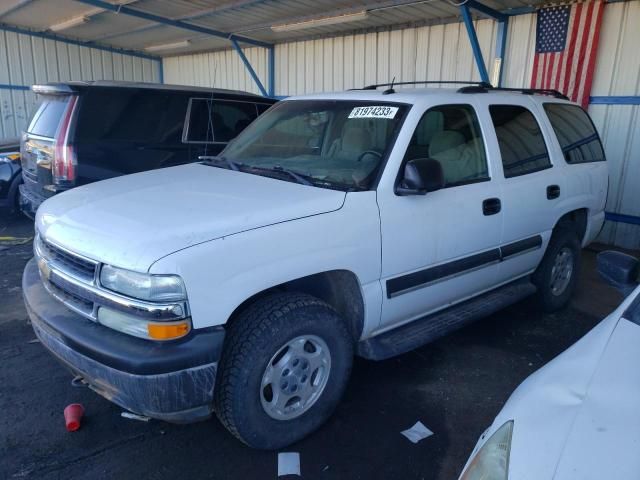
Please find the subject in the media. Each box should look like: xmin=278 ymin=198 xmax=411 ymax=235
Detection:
xmin=597 ymin=250 xmax=639 ymax=296
xmin=396 ymin=158 xmax=444 ymax=196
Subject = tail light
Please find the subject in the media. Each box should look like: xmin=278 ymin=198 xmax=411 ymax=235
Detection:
xmin=53 ymin=96 xmax=78 ymax=185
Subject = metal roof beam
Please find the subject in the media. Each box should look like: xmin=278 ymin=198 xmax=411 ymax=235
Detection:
xmin=94 ymin=0 xmax=268 ymax=42
xmin=230 ymin=37 xmax=268 ymax=96
xmin=73 ymin=0 xmax=273 ymax=48
xmin=460 ymin=3 xmax=490 ymax=84
xmin=0 ymin=0 xmax=32 ymax=19
xmin=465 ymin=0 xmax=507 ymax=21
xmin=0 ymin=21 xmax=159 ymax=61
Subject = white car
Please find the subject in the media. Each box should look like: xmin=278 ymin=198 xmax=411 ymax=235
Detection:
xmin=23 ymin=83 xmax=608 ymax=449
xmin=459 ymin=250 xmax=640 ymax=480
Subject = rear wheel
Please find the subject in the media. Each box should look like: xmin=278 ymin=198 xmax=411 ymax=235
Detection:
xmin=214 ymin=292 xmax=353 ymax=449
xmin=533 ymin=227 xmax=581 ymax=312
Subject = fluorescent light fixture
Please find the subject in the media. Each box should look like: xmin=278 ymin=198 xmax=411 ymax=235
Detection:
xmin=49 ymin=16 xmax=89 ymax=32
xmin=271 ymin=11 xmax=368 ymax=32
xmin=144 ymin=40 xmax=191 ymax=52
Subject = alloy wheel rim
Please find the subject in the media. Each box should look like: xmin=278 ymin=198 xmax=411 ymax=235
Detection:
xmin=260 ymin=334 xmax=331 ymax=421
xmin=550 ymin=247 xmax=574 ymax=296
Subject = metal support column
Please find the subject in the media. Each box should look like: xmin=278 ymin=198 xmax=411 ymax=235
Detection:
xmin=460 ymin=3 xmax=490 ymax=84
xmin=230 ymin=37 xmax=269 ymax=97
xmin=267 ymin=45 xmax=275 ymax=97
xmin=465 ymin=0 xmax=508 ymax=86
xmin=494 ymin=17 xmax=508 ymax=86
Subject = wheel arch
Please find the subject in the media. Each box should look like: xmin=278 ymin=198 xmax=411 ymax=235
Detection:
xmin=227 ymin=269 xmax=365 ymax=344
xmin=553 ymin=208 xmax=588 ymax=243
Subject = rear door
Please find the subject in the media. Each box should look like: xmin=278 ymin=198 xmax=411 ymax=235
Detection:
xmin=480 ymin=98 xmax=565 ymax=282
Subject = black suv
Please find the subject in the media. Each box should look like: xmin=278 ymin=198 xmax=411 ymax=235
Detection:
xmin=20 ymin=81 xmax=276 ymax=218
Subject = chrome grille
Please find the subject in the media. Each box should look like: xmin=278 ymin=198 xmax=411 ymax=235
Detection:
xmin=44 ymin=279 xmax=94 ymax=318
xmin=38 ymin=237 xmax=97 ymax=282
xmin=35 ymin=233 xmax=99 ymax=320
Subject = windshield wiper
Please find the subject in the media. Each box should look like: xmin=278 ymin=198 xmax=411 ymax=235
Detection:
xmin=199 ymin=155 xmax=241 ymax=171
xmin=249 ymin=165 xmax=314 ymax=186
xmin=271 ymin=166 xmax=314 ymax=186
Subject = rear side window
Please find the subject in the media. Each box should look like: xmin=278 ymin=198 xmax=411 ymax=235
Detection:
xmin=490 ymin=105 xmax=551 ymax=178
xmin=75 ymin=89 xmax=189 ymax=144
xmin=28 ymin=95 xmax=72 ymax=138
xmin=404 ymin=104 xmax=489 ymax=187
xmin=543 ymin=103 xmax=605 ymax=164
xmin=183 ymin=99 xmax=258 ymax=143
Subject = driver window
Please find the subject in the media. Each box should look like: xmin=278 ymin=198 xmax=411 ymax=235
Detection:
xmin=404 ymin=104 xmax=489 ymax=187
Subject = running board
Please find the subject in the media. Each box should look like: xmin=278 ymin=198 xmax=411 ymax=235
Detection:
xmin=357 ymin=278 xmax=537 ymax=361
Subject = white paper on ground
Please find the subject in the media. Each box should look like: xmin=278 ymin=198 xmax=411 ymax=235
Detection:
xmin=278 ymin=452 xmax=301 ymax=477
xmin=121 ymin=411 xmax=150 ymax=422
xmin=401 ymin=421 xmax=434 ymax=444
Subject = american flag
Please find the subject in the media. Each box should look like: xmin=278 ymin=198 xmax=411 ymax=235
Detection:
xmin=531 ymin=1 xmax=605 ymax=108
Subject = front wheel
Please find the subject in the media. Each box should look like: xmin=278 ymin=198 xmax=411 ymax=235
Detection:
xmin=533 ymin=227 xmax=581 ymax=312
xmin=214 ymin=293 xmax=353 ymax=449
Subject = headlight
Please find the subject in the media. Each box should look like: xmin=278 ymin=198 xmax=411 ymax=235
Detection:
xmin=100 ymin=264 xmax=186 ymax=302
xmin=97 ymin=307 xmax=191 ymax=341
xmin=460 ymin=421 xmax=514 ymax=480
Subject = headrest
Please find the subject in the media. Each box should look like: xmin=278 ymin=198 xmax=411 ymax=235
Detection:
xmin=429 ymin=130 xmax=465 ymax=157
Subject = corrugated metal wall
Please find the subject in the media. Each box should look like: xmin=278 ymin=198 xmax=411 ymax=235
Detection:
xmin=165 ymin=1 xmax=639 ymax=248
xmin=500 ymin=3 xmax=640 ymax=248
xmin=0 ymin=29 xmax=160 ymax=140
xmin=164 ymin=19 xmax=497 ymax=95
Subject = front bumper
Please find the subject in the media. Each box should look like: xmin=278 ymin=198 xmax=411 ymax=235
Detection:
xmin=23 ymin=258 xmax=225 ymax=423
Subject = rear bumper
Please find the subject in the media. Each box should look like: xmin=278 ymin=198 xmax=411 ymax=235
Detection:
xmin=19 ymin=183 xmax=44 ymax=219
xmin=23 ymin=258 xmax=225 ymax=423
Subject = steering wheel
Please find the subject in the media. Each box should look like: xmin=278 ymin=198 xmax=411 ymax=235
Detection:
xmin=357 ymin=150 xmax=382 ymax=163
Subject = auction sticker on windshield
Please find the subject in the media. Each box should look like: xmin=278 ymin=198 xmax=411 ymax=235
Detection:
xmin=348 ymin=106 xmax=398 ymax=119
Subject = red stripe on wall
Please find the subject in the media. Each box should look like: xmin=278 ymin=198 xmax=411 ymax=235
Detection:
xmin=562 ymin=1 xmax=583 ymax=97
xmin=571 ymin=0 xmax=595 ymax=102
xmin=580 ymin=1 xmax=606 ymax=108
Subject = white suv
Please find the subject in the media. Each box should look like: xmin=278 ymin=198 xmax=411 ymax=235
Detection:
xmin=23 ymin=84 xmax=608 ymax=449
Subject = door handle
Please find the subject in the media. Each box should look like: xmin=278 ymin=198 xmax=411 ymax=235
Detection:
xmin=482 ymin=198 xmax=501 ymax=216
xmin=547 ymin=185 xmax=561 ymax=199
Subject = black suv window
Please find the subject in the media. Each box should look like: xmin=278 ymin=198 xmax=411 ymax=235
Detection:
xmin=75 ymin=89 xmax=188 ymax=144
xmin=543 ymin=103 xmax=605 ymax=164
xmin=184 ymin=99 xmax=258 ymax=143
xmin=28 ymin=95 xmax=73 ymax=138
xmin=490 ymin=105 xmax=551 ymax=178
xmin=404 ymin=104 xmax=489 ymax=187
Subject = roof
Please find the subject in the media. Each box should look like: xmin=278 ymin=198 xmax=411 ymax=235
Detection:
xmin=284 ymin=86 xmax=575 ymax=105
xmin=0 ymin=0 xmax=547 ymax=57
xmin=31 ymin=80 xmax=274 ymax=99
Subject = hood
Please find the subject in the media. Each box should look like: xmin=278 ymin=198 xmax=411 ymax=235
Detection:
xmin=490 ymin=287 xmax=640 ymax=480
xmin=37 ymin=163 xmax=346 ymax=271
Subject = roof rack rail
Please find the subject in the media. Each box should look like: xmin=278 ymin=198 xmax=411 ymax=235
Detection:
xmin=457 ymin=84 xmax=569 ymax=100
xmin=353 ymin=80 xmax=493 ymax=91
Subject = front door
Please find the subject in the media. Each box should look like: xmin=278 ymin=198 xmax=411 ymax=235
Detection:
xmin=377 ymin=103 xmax=503 ymax=331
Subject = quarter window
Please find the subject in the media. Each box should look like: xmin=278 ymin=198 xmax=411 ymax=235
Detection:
xmin=404 ymin=104 xmax=489 ymax=187
xmin=543 ymin=103 xmax=605 ymax=164
xmin=184 ymin=99 xmax=258 ymax=143
xmin=490 ymin=105 xmax=551 ymax=178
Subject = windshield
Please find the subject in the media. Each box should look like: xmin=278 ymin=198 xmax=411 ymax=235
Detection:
xmin=221 ymin=100 xmax=408 ymax=190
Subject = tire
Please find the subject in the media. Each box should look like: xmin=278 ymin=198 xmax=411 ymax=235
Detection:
xmin=214 ymin=292 xmax=353 ymax=450
xmin=532 ymin=227 xmax=582 ymax=312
